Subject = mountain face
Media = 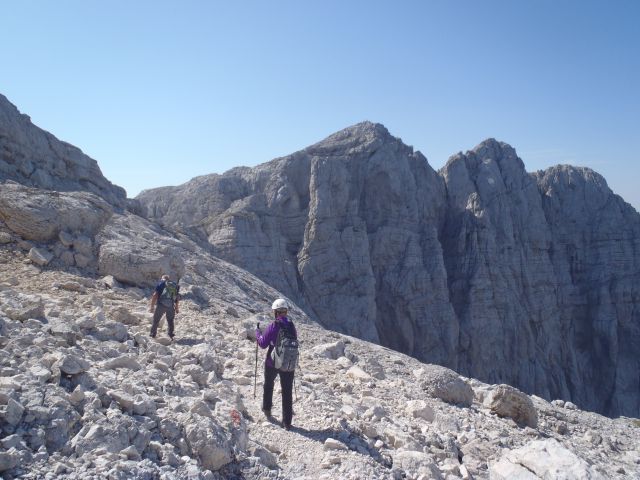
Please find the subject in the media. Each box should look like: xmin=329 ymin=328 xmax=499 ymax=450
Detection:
xmin=1 ymin=95 xmax=639 ymax=478
xmin=137 ymin=122 xmax=640 ymax=418
xmin=0 ymin=94 xmax=126 ymax=208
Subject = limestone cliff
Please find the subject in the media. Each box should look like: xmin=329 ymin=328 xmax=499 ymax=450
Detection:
xmin=0 ymin=94 xmax=126 ymax=208
xmin=137 ymin=123 xmax=640 ymax=418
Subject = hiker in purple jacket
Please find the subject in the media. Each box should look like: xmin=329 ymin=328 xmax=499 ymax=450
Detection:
xmin=256 ymin=298 xmax=298 ymax=430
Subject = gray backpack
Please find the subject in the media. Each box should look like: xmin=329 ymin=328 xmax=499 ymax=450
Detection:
xmin=273 ymin=323 xmax=299 ymax=372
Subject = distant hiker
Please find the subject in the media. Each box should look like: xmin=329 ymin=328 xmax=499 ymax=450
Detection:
xmin=149 ymin=274 xmax=179 ymax=340
xmin=256 ymin=298 xmax=299 ymax=430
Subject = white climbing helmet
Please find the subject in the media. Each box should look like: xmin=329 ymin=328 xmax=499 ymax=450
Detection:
xmin=271 ymin=298 xmax=288 ymax=311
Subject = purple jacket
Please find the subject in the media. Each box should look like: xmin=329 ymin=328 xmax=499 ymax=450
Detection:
xmin=256 ymin=316 xmax=297 ymax=368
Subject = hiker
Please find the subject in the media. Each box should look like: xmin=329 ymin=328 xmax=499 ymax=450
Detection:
xmin=149 ymin=274 xmax=179 ymax=340
xmin=256 ymin=298 xmax=299 ymax=430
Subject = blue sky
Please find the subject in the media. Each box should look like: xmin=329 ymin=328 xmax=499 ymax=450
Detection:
xmin=2 ymin=1 xmax=639 ymax=210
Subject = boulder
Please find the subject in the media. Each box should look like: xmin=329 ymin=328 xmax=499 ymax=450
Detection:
xmin=418 ymin=366 xmax=474 ymax=406
xmin=182 ymin=413 xmax=233 ymax=471
xmin=484 ymin=384 xmax=538 ymax=428
xmin=0 ymin=183 xmax=113 ymax=242
xmin=28 ymin=247 xmax=53 ymax=266
xmin=57 ymin=355 xmax=90 ymax=375
xmin=490 ymin=438 xmax=606 ymax=480
xmin=310 ymin=340 xmax=346 ymax=360
xmin=97 ymin=212 xmax=185 ymax=287
xmin=405 ymin=400 xmax=435 ymax=422
xmin=0 ymin=398 xmax=24 ymax=426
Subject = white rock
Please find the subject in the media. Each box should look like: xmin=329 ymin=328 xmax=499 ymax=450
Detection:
xmin=490 ymin=438 xmax=606 ymax=480
xmin=336 ymin=356 xmax=353 ymax=369
xmin=57 ymin=355 xmax=90 ymax=375
xmin=252 ymin=446 xmax=278 ymax=469
xmin=182 ymin=413 xmax=233 ymax=471
xmin=102 ymin=355 xmax=142 ymax=371
xmin=108 ymin=390 xmax=135 ymax=413
xmin=392 ymin=450 xmax=442 ymax=480
xmin=341 ymin=405 xmax=356 ymax=420
xmin=406 ymin=400 xmax=435 ymax=422
xmin=324 ymin=438 xmax=347 ymax=451
xmin=565 ymin=401 xmax=578 ymax=410
xmin=120 ymin=445 xmax=140 ymax=460
xmin=28 ymin=247 xmax=53 ymax=266
xmin=69 ymin=386 xmax=85 ymax=405
xmin=346 ymin=365 xmax=370 ymax=382
xmin=29 ymin=365 xmax=51 ymax=384
xmin=0 ymin=292 xmax=44 ymax=321
xmin=311 ymin=340 xmax=346 ymax=359
xmin=0 ymin=377 xmax=22 ymax=391
xmin=0 ymin=398 xmax=24 ymax=426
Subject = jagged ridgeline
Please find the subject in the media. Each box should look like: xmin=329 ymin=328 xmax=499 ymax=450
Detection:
xmin=136 ymin=122 xmax=640 ymax=419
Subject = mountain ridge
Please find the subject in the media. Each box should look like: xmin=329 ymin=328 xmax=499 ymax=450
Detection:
xmin=136 ymin=122 xmax=640 ymax=419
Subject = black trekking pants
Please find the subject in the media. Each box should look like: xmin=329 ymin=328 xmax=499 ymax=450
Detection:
xmin=263 ymin=364 xmax=294 ymax=427
xmin=151 ymin=304 xmax=175 ymax=338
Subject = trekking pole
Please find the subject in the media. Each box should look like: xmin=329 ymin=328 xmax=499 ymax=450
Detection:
xmin=294 ymin=353 xmax=300 ymax=402
xmin=254 ymin=322 xmax=259 ymax=398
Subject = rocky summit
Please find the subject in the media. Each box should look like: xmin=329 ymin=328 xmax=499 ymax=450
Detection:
xmin=137 ymin=122 xmax=640 ymax=419
xmin=0 ymin=95 xmax=639 ymax=479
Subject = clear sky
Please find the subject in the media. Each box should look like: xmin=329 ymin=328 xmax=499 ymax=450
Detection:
xmin=2 ymin=1 xmax=639 ymax=210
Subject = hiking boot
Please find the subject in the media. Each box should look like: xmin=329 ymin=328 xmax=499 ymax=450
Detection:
xmin=262 ymin=409 xmax=272 ymax=419
xmin=283 ymin=423 xmax=291 ymax=431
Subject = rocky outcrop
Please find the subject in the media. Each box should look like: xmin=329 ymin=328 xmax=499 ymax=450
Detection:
xmin=0 ymin=183 xmax=113 ymax=243
xmin=0 ymin=94 xmax=126 ymax=207
xmin=137 ymin=123 xmax=640 ymax=418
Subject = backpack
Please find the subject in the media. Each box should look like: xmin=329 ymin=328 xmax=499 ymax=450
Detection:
xmin=272 ymin=322 xmax=299 ymax=372
xmin=158 ymin=280 xmax=179 ymax=308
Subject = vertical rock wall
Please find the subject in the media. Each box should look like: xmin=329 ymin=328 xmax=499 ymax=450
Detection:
xmin=136 ymin=123 xmax=640 ymax=417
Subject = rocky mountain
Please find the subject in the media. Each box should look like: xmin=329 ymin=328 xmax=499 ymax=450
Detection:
xmin=1 ymin=189 xmax=639 ymax=479
xmin=1 ymin=95 xmax=639 ymax=478
xmin=0 ymin=94 xmax=126 ymax=208
xmin=136 ymin=122 xmax=640 ymax=419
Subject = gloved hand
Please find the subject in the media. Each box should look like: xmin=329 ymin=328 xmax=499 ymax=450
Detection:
xmin=255 ymin=323 xmax=261 ymax=339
